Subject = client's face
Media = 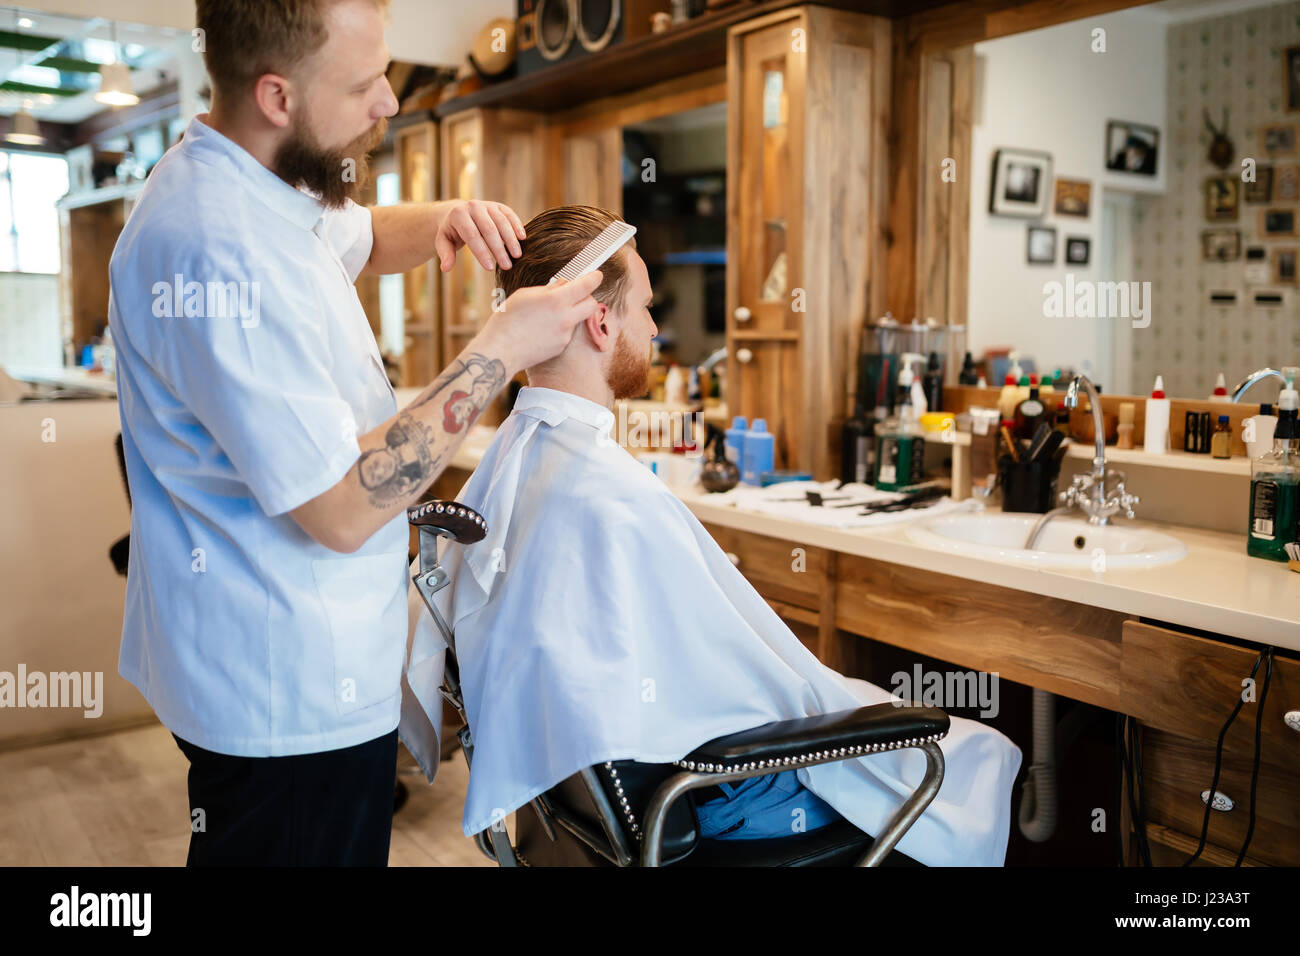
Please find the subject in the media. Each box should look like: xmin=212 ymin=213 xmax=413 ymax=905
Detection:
xmin=605 ymin=250 xmax=657 ymax=400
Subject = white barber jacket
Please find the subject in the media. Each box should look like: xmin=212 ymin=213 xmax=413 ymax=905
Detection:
xmin=109 ymin=113 xmax=409 ymax=756
xmin=401 ymin=386 xmax=1024 ymax=866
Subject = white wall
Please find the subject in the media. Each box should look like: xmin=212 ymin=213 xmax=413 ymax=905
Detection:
xmin=968 ymin=9 xmax=1167 ymax=391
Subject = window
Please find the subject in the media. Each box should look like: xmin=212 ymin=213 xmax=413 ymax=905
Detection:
xmin=0 ymin=151 xmax=70 ymax=274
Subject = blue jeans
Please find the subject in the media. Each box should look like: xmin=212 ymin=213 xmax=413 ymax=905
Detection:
xmin=694 ymin=769 xmax=842 ymax=840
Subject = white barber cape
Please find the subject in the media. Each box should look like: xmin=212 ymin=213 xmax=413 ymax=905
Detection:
xmin=400 ymin=385 xmax=1023 ymax=866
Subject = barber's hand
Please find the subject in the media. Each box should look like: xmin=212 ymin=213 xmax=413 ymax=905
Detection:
xmin=433 ymin=199 xmax=527 ymax=272
xmin=476 ymin=271 xmax=604 ymax=376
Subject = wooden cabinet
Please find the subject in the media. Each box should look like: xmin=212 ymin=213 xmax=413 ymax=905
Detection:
xmin=698 ymin=520 xmax=1300 ymax=865
xmin=1121 ymin=620 xmax=1300 ymax=866
xmin=57 ymin=184 xmax=144 ymax=358
xmin=725 ymin=6 xmax=890 ymax=479
xmin=439 ymin=107 xmax=547 ymax=424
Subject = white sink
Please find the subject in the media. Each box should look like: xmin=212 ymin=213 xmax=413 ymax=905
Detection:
xmin=905 ymin=511 xmax=1187 ymax=570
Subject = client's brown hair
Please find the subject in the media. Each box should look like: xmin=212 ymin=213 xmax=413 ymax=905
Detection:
xmin=495 ymin=205 xmax=634 ymax=315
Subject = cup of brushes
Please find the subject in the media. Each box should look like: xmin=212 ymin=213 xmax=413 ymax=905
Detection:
xmin=997 ymin=422 xmax=1067 ymax=514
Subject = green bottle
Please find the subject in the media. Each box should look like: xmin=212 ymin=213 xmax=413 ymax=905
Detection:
xmin=1247 ymin=367 xmax=1300 ymax=561
xmin=875 ymin=354 xmax=927 ymax=491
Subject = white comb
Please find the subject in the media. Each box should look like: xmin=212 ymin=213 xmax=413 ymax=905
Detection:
xmin=547 ymin=220 xmax=636 ymax=286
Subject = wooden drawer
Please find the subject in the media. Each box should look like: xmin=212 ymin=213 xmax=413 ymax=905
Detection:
xmin=701 ymin=522 xmax=828 ymax=610
xmin=1138 ymin=724 xmax=1300 ymax=867
xmin=1121 ymin=621 xmax=1300 ymax=773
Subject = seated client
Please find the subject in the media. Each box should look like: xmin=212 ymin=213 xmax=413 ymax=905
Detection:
xmin=402 ymin=205 xmax=1022 ymax=865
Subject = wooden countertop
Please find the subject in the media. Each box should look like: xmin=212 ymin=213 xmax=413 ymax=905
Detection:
xmin=436 ymin=420 xmax=1300 ymax=652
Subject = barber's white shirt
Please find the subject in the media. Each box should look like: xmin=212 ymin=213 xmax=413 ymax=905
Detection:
xmin=108 ymin=113 xmax=409 ymax=756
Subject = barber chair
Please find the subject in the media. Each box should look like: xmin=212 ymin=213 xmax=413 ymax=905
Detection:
xmin=409 ymin=500 xmax=949 ymax=867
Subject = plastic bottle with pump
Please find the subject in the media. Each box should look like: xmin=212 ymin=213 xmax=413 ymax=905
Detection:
xmin=1247 ymin=367 xmax=1300 ymax=561
xmin=874 ymin=354 xmax=927 ymax=490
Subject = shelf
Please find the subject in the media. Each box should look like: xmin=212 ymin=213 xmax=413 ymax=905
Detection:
xmin=1063 ymin=443 xmax=1251 ymax=476
xmin=925 ymin=428 xmax=1251 ymax=475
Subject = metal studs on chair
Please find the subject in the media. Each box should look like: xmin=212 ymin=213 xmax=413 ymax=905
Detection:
xmin=603 ymin=761 xmax=642 ymax=843
xmin=672 ymin=731 xmax=949 ymax=774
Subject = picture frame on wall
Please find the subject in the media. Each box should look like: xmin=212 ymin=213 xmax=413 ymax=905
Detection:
xmin=990 ymin=148 xmax=1053 ymax=217
xmin=1273 ymin=248 xmax=1298 ymax=285
xmin=1286 ymin=46 xmax=1300 ymax=113
xmin=1276 ymin=163 xmax=1299 ymax=201
xmin=1261 ymin=123 xmax=1298 ymax=156
xmin=1104 ymin=119 xmax=1159 ymax=175
xmin=1245 ymin=246 xmax=1271 ymax=284
xmin=1205 ymin=176 xmax=1240 ymax=221
xmin=1262 ymin=208 xmax=1299 ymax=236
xmin=1053 ymin=178 xmax=1091 ymax=217
xmin=1065 ymin=236 xmax=1091 ymax=265
xmin=1027 ymin=225 xmax=1057 ymax=264
xmin=1244 ymin=166 xmax=1273 ymax=203
xmin=1201 ymin=228 xmax=1242 ymax=262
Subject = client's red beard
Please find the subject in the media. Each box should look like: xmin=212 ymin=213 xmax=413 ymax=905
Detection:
xmin=274 ymin=114 xmax=388 ymax=208
xmin=606 ymin=329 xmax=652 ymax=400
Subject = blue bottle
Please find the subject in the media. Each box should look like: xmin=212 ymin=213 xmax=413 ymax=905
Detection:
xmin=743 ymin=419 xmax=775 ymax=485
xmin=725 ymin=416 xmax=747 ymax=471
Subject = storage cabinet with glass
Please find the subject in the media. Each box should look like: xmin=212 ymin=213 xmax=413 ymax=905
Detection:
xmin=726 ymin=6 xmax=890 ymax=478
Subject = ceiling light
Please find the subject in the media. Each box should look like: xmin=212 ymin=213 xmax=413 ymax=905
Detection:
xmin=95 ymin=60 xmax=139 ymax=107
xmin=16 ymin=16 xmax=31 ymax=28
xmin=5 ymin=107 xmax=45 ymax=146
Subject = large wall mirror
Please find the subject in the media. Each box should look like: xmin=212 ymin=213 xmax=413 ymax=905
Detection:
xmin=964 ymin=0 xmax=1300 ymax=403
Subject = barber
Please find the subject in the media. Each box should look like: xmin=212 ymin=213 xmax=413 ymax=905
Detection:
xmin=107 ymin=0 xmax=601 ymax=865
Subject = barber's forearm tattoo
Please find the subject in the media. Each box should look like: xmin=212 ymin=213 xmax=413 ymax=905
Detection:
xmin=358 ymin=352 xmax=506 ymax=509
xmin=358 ymin=413 xmax=440 ymax=507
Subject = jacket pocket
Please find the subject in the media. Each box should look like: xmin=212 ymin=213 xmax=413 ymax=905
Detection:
xmin=311 ymin=549 xmax=409 ymax=716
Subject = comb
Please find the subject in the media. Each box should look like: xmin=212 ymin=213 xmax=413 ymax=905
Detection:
xmin=548 ymin=220 xmax=636 ymax=285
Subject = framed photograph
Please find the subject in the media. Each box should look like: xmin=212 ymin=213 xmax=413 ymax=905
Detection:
xmin=1262 ymin=208 xmax=1298 ymax=236
xmin=1204 ymin=176 xmax=1239 ymax=221
xmin=1276 ymin=163 xmax=1299 ymax=200
xmin=1027 ymin=225 xmax=1057 ymax=264
xmin=1287 ymin=46 xmax=1300 ymax=113
xmin=1201 ymin=228 xmax=1242 ymax=262
xmin=1245 ymin=246 xmax=1271 ymax=284
xmin=1244 ymin=166 xmax=1273 ymax=203
xmin=1065 ymin=236 xmax=1091 ymax=265
xmin=1105 ymin=120 xmax=1159 ymax=176
xmin=1261 ymin=123 xmax=1297 ymax=156
xmin=1053 ymin=178 xmax=1092 ymax=217
xmin=1273 ymin=247 xmax=1298 ymax=285
xmin=989 ymin=148 xmax=1053 ymax=217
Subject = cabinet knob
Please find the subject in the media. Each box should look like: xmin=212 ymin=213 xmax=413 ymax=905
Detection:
xmin=1200 ymin=790 xmax=1234 ymax=812
xmin=734 ymin=306 xmax=752 ymax=323
xmin=725 ymin=551 xmax=741 ymax=567
xmin=736 ymin=348 xmax=754 ymax=364
xmin=1285 ymin=710 xmax=1300 ymax=733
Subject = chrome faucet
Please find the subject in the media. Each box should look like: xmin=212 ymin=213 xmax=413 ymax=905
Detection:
xmin=1231 ymin=367 xmax=1285 ymax=403
xmin=1056 ymin=375 xmax=1139 ymax=527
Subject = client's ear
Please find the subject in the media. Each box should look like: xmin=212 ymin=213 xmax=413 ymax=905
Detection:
xmin=583 ymin=302 xmax=613 ymax=352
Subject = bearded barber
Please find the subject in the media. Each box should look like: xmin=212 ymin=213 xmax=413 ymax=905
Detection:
xmin=107 ymin=0 xmax=602 ymax=866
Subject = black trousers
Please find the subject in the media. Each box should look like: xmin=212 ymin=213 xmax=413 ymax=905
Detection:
xmin=172 ymin=727 xmax=399 ymax=866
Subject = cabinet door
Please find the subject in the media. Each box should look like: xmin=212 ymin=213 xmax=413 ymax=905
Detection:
xmin=727 ymin=12 xmax=806 ymax=470
xmin=395 ymin=121 xmax=438 ymax=386
xmin=440 ymin=110 xmax=487 ymax=367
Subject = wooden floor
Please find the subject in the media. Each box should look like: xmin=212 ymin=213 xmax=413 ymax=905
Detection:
xmin=0 ymin=722 xmax=497 ymax=866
